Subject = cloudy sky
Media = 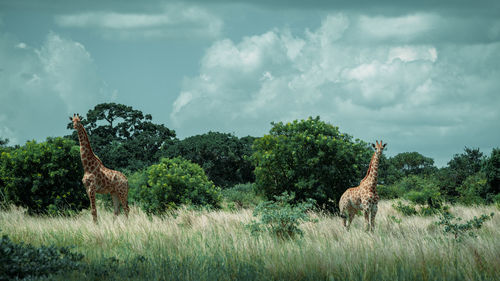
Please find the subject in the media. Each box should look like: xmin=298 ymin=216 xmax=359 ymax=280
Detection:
xmin=1 ymin=0 xmax=499 ymax=166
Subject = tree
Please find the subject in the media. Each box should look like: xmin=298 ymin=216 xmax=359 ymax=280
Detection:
xmin=129 ymin=157 xmax=221 ymax=213
xmin=250 ymin=117 xmax=371 ymax=212
xmin=439 ymin=147 xmax=485 ymax=199
xmin=67 ymin=103 xmax=176 ymax=171
xmin=456 ymin=172 xmax=489 ymax=205
xmin=379 ymin=152 xmax=436 ymax=185
xmin=448 ymin=147 xmax=484 ymax=183
xmin=0 ymin=138 xmax=8 ymax=147
xmin=483 ymin=148 xmax=500 ymax=195
xmin=164 ymin=132 xmax=255 ymax=187
xmin=0 ymin=138 xmax=87 ymax=214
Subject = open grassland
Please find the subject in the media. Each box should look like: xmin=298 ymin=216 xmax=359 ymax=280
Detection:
xmin=1 ymin=201 xmax=499 ymax=281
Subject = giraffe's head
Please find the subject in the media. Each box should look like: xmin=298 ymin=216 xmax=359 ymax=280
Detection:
xmin=69 ymin=114 xmax=82 ymax=130
xmin=372 ymin=140 xmax=387 ymax=154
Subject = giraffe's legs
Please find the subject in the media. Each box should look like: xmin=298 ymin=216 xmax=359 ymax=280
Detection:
xmin=88 ymin=187 xmax=98 ymax=224
xmin=347 ymin=211 xmax=355 ymax=231
xmin=364 ymin=209 xmax=370 ymax=232
xmin=112 ymin=194 xmax=120 ymax=217
xmin=370 ymin=205 xmax=378 ymax=232
xmin=119 ymin=185 xmax=129 ymax=218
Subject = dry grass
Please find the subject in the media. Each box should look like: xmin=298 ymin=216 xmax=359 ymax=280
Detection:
xmin=1 ymin=200 xmax=499 ymax=280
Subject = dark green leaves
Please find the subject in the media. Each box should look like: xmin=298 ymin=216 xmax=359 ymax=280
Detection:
xmin=251 ymin=116 xmax=371 ymax=212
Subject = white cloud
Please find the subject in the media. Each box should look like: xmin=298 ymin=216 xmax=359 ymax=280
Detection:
xmin=0 ymin=32 xmax=112 ymax=144
xmin=357 ymin=13 xmax=436 ymax=40
xmin=171 ymin=13 xmax=500 ymax=165
xmin=54 ymin=4 xmax=223 ymax=40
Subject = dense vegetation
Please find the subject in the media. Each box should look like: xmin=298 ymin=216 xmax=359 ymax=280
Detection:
xmin=0 ymin=203 xmax=498 ymax=281
xmin=1 ymin=103 xmax=499 ymax=215
xmin=0 ymin=102 xmax=499 ymax=280
xmin=251 ymin=117 xmax=371 ymax=211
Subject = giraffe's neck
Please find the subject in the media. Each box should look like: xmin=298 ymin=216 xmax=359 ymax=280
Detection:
xmin=360 ymin=151 xmax=381 ymax=193
xmin=76 ymin=123 xmax=101 ymax=173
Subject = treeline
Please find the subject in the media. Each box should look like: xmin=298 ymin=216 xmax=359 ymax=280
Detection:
xmin=0 ymin=103 xmax=499 ymax=215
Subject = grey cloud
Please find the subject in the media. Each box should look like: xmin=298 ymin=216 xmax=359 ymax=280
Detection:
xmin=0 ymin=32 xmax=112 ymax=144
xmin=171 ymin=12 xmax=500 ymax=166
xmin=54 ymin=3 xmax=223 ymax=40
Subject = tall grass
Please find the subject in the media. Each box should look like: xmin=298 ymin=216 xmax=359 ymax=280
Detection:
xmin=1 ymin=201 xmax=499 ymax=280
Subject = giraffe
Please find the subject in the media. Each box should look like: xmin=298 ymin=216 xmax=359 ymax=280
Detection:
xmin=70 ymin=114 xmax=129 ymax=223
xmin=339 ymin=140 xmax=386 ymax=232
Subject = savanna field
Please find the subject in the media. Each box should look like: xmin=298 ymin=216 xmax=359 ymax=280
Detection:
xmin=1 ymin=200 xmax=499 ymax=281
xmin=1 ymin=111 xmax=500 ymax=280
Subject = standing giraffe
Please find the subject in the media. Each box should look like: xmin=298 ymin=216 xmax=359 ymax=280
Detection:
xmin=70 ymin=114 xmax=129 ymax=223
xmin=339 ymin=140 xmax=386 ymax=231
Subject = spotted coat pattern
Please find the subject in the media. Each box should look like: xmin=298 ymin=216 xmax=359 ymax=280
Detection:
xmin=339 ymin=140 xmax=386 ymax=231
xmin=70 ymin=114 xmax=129 ymax=223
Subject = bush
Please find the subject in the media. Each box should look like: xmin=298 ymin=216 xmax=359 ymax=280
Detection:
xmin=385 ymin=175 xmax=444 ymax=208
xmin=0 ymin=138 xmax=87 ymax=215
xmin=0 ymin=232 xmax=84 ymax=280
xmin=222 ymin=183 xmax=263 ymax=209
xmin=484 ymin=148 xmax=500 ymax=195
xmin=251 ymin=117 xmax=371 ymax=212
xmin=163 ymin=132 xmax=256 ymax=187
xmin=456 ymin=172 xmax=491 ymax=205
xmin=129 ymin=157 xmax=221 ymax=214
xmin=247 ymin=192 xmax=316 ymax=239
xmin=392 ymin=201 xmax=418 ymax=216
xmin=378 ymin=184 xmax=404 ymax=199
xmin=435 ymin=212 xmax=495 ymax=241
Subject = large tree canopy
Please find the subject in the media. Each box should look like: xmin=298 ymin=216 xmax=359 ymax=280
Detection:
xmin=67 ymin=103 xmax=176 ymax=171
xmin=379 ymin=152 xmax=437 ymax=185
xmin=164 ymin=132 xmax=256 ymax=187
xmin=250 ymin=117 xmax=371 ymax=212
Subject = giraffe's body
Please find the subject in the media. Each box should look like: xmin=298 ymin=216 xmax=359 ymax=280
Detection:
xmin=70 ymin=114 xmax=129 ymax=223
xmin=339 ymin=140 xmax=386 ymax=231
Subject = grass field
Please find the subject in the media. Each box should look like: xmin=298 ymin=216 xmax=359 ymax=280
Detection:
xmin=1 ymin=200 xmax=499 ymax=281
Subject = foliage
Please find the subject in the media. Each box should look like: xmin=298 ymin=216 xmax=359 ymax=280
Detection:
xmin=248 ymin=192 xmax=316 ymax=239
xmin=164 ymin=132 xmax=256 ymax=187
xmin=251 ymin=117 xmax=371 ymax=212
xmin=129 ymin=157 xmax=221 ymax=214
xmin=392 ymin=200 xmax=449 ymax=216
xmin=0 ymin=137 xmax=87 ymax=215
xmin=67 ymin=103 xmax=176 ymax=171
xmin=438 ymin=147 xmax=485 ymax=199
xmin=222 ymin=183 xmax=263 ymax=209
xmin=456 ymin=172 xmax=492 ymax=205
xmin=0 ymin=138 xmax=8 ymax=147
xmin=435 ymin=212 xmax=495 ymax=241
xmin=0 ymin=232 xmax=83 ymax=280
xmin=483 ymin=148 xmax=500 ymax=196
xmin=392 ymin=201 xmax=418 ymax=216
xmin=379 ymin=152 xmax=437 ymax=185
xmin=377 ymin=184 xmax=404 ymax=200
xmin=389 ymin=175 xmax=444 ymax=208
xmin=387 ymin=175 xmax=448 ymax=216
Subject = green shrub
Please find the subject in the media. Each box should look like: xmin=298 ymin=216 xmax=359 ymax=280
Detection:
xmin=0 ymin=232 xmax=83 ymax=280
xmin=0 ymin=137 xmax=86 ymax=215
xmin=392 ymin=201 xmax=418 ymax=216
xmin=378 ymin=184 xmax=404 ymax=199
xmin=456 ymin=172 xmax=492 ymax=205
xmin=392 ymin=200 xmax=449 ymax=216
xmin=163 ymin=132 xmax=256 ymax=187
xmin=247 ymin=192 xmax=316 ymax=239
xmin=435 ymin=212 xmax=495 ymax=241
xmin=251 ymin=117 xmax=371 ymax=212
xmin=222 ymin=183 xmax=263 ymax=209
xmin=484 ymin=148 xmax=500 ymax=195
xmin=129 ymin=157 xmax=221 ymax=214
